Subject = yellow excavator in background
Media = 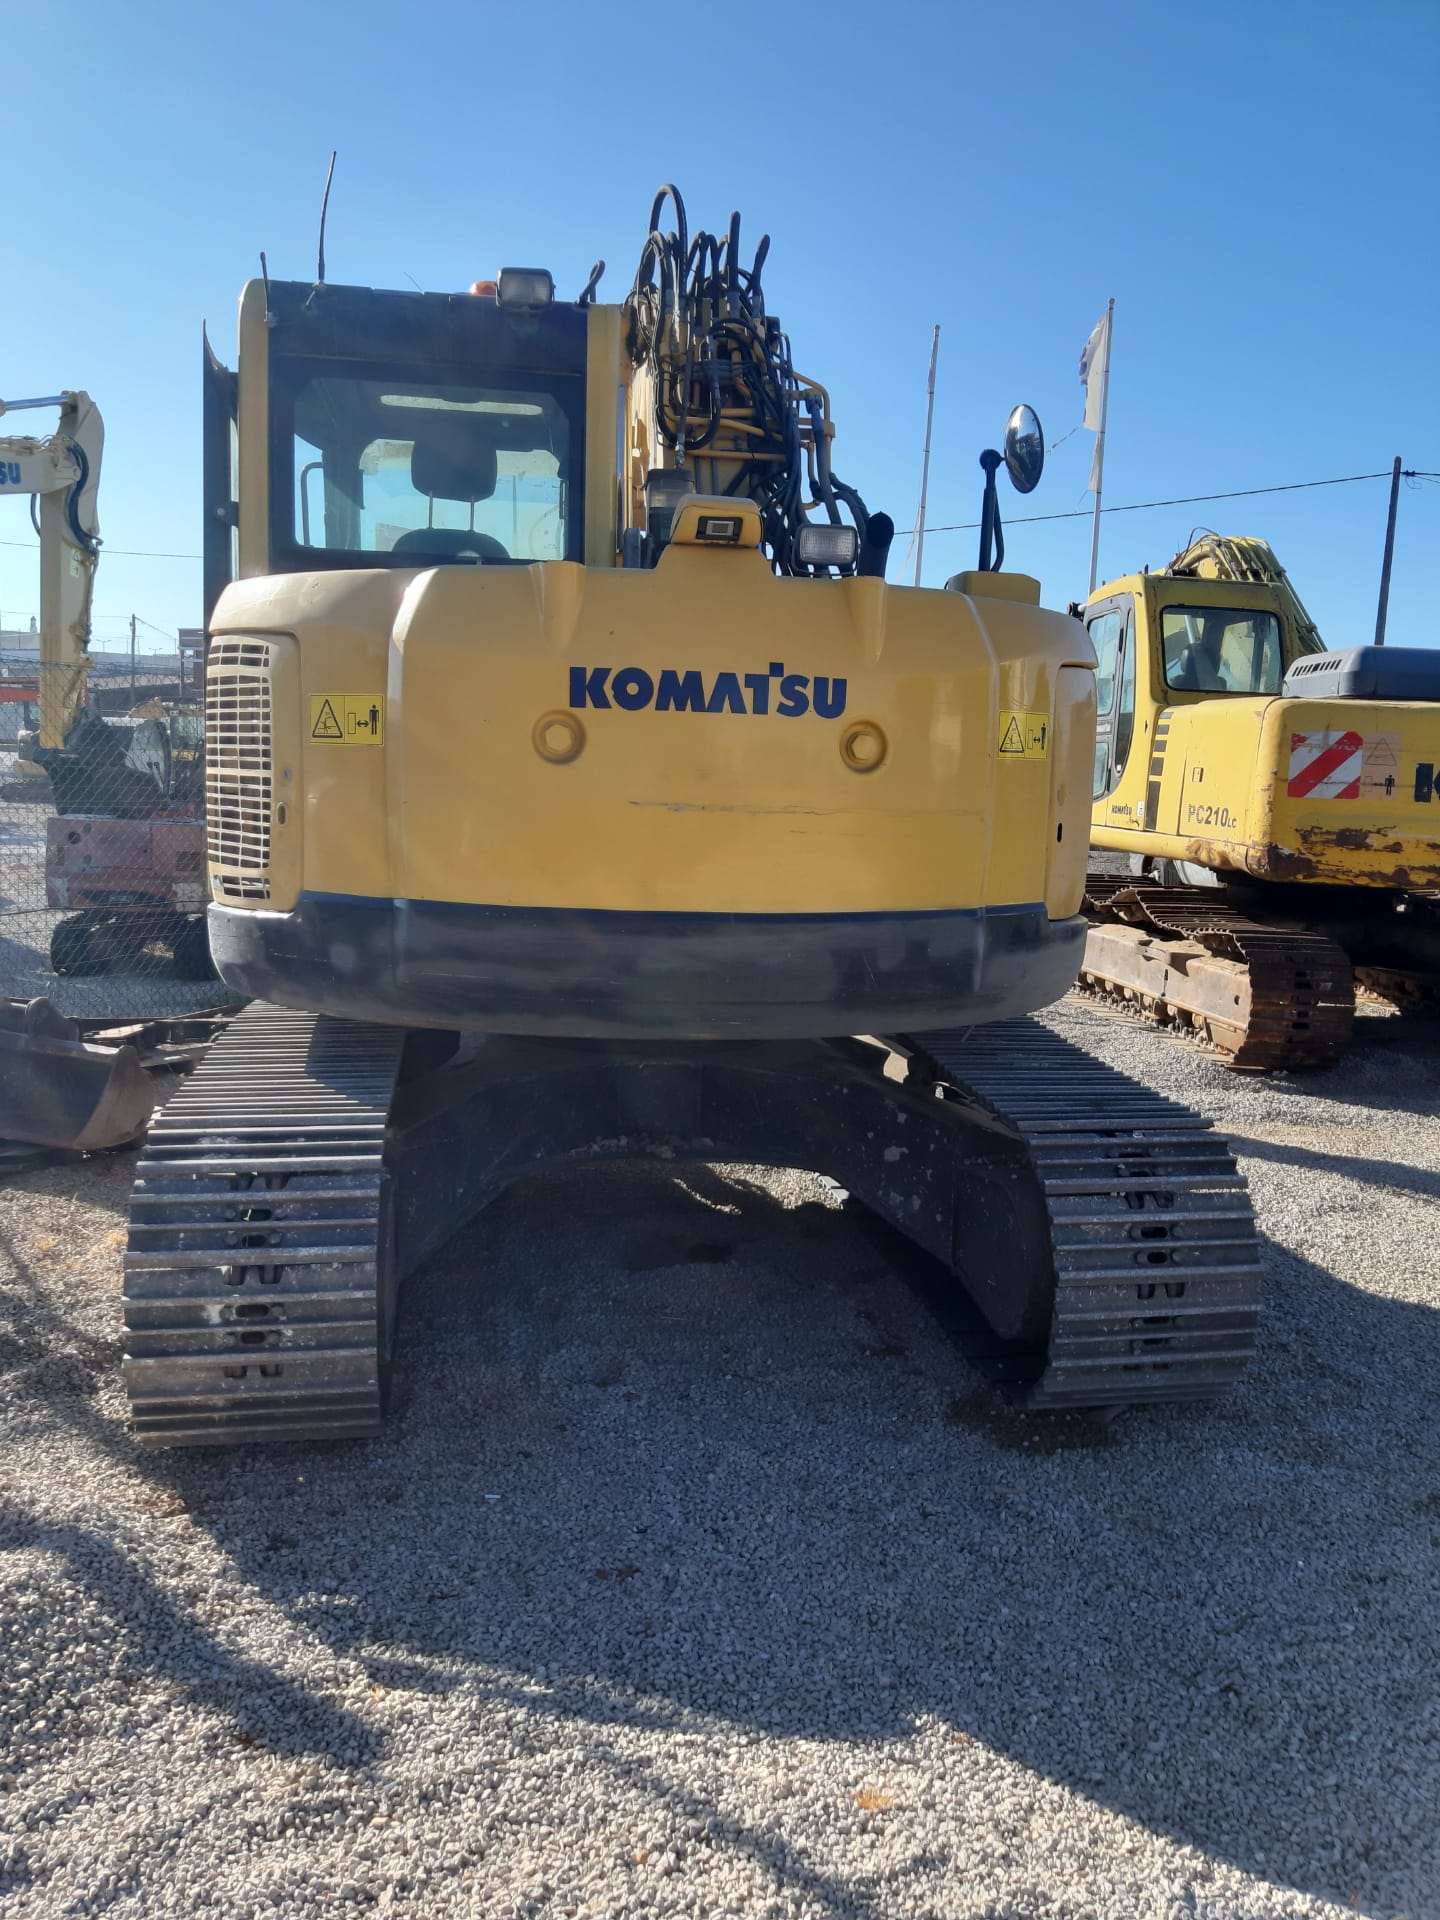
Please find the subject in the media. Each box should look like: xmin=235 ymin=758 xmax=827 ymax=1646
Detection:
xmin=0 ymin=391 xmax=211 ymax=979
xmin=1 ymin=393 xmax=103 ymax=742
xmin=1 ymin=392 xmax=169 ymax=812
xmin=122 ymin=188 xmax=1262 ymax=1446
xmin=1081 ymin=535 xmax=1440 ymax=1068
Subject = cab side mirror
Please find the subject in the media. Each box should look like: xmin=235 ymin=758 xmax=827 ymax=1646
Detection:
xmin=977 ymin=404 xmax=1044 ymax=571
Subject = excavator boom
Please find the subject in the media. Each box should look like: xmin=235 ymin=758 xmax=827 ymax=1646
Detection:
xmin=1166 ymin=533 xmax=1324 ymax=655
xmin=0 ymin=390 xmax=102 ymax=749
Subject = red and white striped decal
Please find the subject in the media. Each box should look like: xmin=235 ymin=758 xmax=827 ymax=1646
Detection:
xmin=1287 ymin=730 xmax=1364 ymax=800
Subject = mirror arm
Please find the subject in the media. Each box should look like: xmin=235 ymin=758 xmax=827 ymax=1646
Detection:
xmin=977 ymin=449 xmax=1004 ymax=572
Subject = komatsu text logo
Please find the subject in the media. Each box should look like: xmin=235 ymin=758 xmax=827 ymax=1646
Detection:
xmin=568 ymin=662 xmax=847 ymax=719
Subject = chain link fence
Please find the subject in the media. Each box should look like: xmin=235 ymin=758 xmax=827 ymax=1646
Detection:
xmin=0 ymin=652 xmax=225 ymax=1019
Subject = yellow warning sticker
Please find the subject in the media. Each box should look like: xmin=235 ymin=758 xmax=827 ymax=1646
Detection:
xmin=998 ymin=709 xmax=1049 ymax=759
xmin=310 ymin=695 xmax=383 ymax=745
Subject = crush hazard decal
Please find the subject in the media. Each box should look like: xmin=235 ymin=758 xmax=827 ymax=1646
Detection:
xmin=310 ymin=695 xmax=383 ymax=745
xmin=997 ymin=710 xmax=1048 ymax=759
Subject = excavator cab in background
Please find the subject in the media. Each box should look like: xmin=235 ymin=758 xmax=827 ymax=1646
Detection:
xmin=1082 ymin=535 xmax=1440 ymax=1067
xmin=121 ymin=189 xmax=1263 ymax=1447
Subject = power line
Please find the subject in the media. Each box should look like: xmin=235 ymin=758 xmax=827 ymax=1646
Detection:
xmin=0 ymin=537 xmax=201 ymax=560
xmin=923 ymin=468 xmax=1433 ymax=535
xmin=3 ymin=469 xmax=1436 ymax=558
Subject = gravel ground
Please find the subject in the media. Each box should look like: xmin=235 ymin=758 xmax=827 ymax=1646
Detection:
xmin=2 ymin=998 xmax=1439 ymax=1919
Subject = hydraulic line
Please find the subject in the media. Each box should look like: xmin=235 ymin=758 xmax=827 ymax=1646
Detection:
xmin=623 ymin=186 xmax=878 ymax=575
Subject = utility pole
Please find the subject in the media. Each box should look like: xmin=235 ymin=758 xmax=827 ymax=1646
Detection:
xmin=1373 ymin=455 xmax=1402 ymax=647
xmin=129 ymin=613 xmax=137 ymax=699
xmin=913 ymin=325 xmax=940 ymax=588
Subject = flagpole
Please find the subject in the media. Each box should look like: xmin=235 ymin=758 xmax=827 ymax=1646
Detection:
xmin=913 ymin=324 xmax=940 ymax=587
xmin=1087 ymin=297 xmax=1114 ymax=595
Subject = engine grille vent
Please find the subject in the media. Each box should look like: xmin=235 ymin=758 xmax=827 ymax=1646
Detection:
xmin=206 ymin=639 xmax=273 ymax=902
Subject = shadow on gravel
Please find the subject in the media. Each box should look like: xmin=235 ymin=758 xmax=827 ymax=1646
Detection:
xmin=0 ymin=1502 xmax=375 ymax=1763
xmin=119 ymin=1156 xmax=1440 ymax=1916
xmin=0 ymin=1214 xmax=136 ymax=1463
xmin=1062 ymin=994 xmax=1440 ymax=1123
xmin=1256 ymin=1016 xmax=1440 ymax=1118
xmin=1230 ymin=1133 xmax=1440 ymax=1203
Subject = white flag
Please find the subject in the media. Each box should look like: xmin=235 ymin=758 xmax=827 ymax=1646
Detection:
xmin=1080 ymin=311 xmax=1109 ymax=432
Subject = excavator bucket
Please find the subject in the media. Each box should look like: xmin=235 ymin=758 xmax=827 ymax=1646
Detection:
xmin=0 ymin=998 xmax=155 ymax=1154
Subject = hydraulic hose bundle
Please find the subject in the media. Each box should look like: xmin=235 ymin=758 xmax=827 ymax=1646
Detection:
xmin=624 ymin=186 xmax=889 ymax=576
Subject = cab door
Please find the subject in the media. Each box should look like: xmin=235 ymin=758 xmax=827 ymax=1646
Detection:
xmin=1086 ymin=594 xmax=1137 ymax=801
xmin=203 ymin=327 xmax=238 ymax=623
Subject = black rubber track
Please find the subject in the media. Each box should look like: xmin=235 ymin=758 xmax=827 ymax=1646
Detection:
xmin=903 ymin=1020 xmax=1263 ymax=1408
xmin=124 ymin=1004 xmax=404 ymax=1447
xmin=123 ymin=1008 xmax=1264 ymax=1442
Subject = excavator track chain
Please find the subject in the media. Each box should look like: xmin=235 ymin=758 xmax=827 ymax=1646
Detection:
xmin=122 ymin=1007 xmax=1262 ymax=1442
xmin=1354 ymin=966 xmax=1440 ymax=1012
xmin=903 ymin=1020 xmax=1263 ymax=1409
xmin=124 ymin=1003 xmax=405 ymax=1447
xmin=1078 ymin=875 xmax=1355 ymax=1070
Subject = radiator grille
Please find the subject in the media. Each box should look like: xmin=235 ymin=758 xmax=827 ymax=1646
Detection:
xmin=206 ymin=639 xmax=273 ymax=902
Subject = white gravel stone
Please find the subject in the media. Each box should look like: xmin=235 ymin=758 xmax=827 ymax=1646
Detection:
xmin=1 ymin=996 xmax=1438 ymax=1918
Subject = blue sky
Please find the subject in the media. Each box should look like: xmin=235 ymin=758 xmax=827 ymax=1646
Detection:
xmin=3 ymin=0 xmax=1436 ymax=653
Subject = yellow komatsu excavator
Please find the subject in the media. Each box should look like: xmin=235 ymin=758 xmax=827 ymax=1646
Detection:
xmin=121 ymin=189 xmax=1262 ymax=1446
xmin=1081 ymin=535 xmax=1440 ymax=1067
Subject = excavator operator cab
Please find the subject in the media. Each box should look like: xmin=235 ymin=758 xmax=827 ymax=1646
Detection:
xmin=204 ymin=279 xmax=594 ymax=614
xmin=1087 ymin=567 xmax=1320 ymax=807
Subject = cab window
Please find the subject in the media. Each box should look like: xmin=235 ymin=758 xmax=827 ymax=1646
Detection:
xmin=1113 ymin=620 xmax=1136 ymax=780
xmin=275 ymin=362 xmax=582 ymax=569
xmin=1161 ymin=606 xmax=1283 ymax=694
xmin=1089 ymin=611 xmax=1121 ymax=715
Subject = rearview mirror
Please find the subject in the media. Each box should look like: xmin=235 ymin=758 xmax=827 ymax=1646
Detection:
xmin=977 ymin=402 xmax=1044 ymax=570
xmin=1004 ymin=404 xmax=1044 ymax=495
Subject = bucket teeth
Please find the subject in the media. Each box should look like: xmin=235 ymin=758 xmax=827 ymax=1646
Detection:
xmin=123 ymin=1003 xmax=404 ymax=1448
xmin=904 ymin=1020 xmax=1263 ymax=1410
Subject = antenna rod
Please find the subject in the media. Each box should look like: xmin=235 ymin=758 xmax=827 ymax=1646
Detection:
xmin=317 ymin=150 xmax=337 ymax=283
xmin=1373 ymin=454 xmax=1402 ymax=647
xmin=913 ymin=325 xmax=940 ymax=588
